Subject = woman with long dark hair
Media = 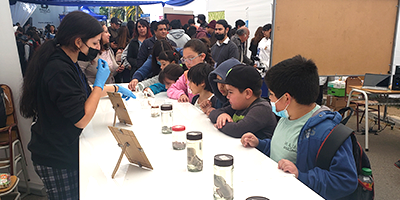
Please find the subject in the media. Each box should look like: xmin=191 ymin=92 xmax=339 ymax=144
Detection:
xmin=19 ymin=11 xmax=134 ymax=199
xmin=249 ymin=26 xmax=264 ymax=60
xmin=116 ymin=25 xmax=130 ymax=50
xmin=127 ymin=20 xmax=135 ymax=38
xmin=126 ymin=19 xmax=152 ymax=76
xmin=114 ymin=25 xmax=131 ymax=83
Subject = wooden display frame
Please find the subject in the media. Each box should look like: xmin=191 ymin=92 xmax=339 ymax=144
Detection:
xmin=107 ymin=92 xmax=132 ymax=126
xmin=108 ymin=126 xmax=153 ymax=178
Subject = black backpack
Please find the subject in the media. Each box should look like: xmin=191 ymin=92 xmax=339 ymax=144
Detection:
xmin=0 ymin=87 xmax=7 ymax=128
xmin=316 ymin=123 xmax=374 ymax=200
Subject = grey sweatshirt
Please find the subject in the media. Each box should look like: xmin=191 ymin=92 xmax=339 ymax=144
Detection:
xmin=209 ymin=98 xmax=277 ymax=139
xmin=167 ymin=29 xmax=191 ymax=48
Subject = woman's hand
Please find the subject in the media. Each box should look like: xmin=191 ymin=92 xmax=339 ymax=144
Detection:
xmin=93 ymin=59 xmax=110 ymax=90
xmin=116 ymin=85 xmax=136 ymax=100
xmin=116 ymin=64 xmax=125 ymax=73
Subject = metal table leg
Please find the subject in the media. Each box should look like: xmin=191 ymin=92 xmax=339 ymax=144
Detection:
xmin=347 ymin=89 xmax=369 ymax=151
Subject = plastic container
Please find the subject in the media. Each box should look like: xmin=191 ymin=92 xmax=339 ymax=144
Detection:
xmin=160 ymin=104 xmax=173 ymax=134
xmin=214 ymin=154 xmax=234 ymax=200
xmin=172 ymin=125 xmax=186 ymax=150
xmin=150 ymin=105 xmax=160 ymax=117
xmin=357 ymin=167 xmax=374 ymax=200
xmin=186 ymin=131 xmax=203 ymax=172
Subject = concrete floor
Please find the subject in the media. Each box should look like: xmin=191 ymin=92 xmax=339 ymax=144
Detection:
xmin=20 ymin=115 xmax=400 ymax=200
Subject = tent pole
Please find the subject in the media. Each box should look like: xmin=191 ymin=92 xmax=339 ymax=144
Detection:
xmin=135 ymin=6 xmax=138 ymax=21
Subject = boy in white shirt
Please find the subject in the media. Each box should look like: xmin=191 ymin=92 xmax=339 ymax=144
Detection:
xmin=187 ymin=63 xmax=217 ymax=110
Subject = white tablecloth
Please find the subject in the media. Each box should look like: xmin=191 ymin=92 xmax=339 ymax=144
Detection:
xmin=80 ymin=86 xmax=323 ymax=200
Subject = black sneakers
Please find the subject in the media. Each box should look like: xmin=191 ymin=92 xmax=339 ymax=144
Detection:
xmin=395 ymin=160 xmax=400 ymax=169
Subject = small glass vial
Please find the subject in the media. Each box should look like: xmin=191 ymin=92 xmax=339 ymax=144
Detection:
xmin=172 ymin=125 xmax=186 ymax=150
xmin=214 ymin=154 xmax=234 ymax=200
xmin=136 ymin=83 xmax=145 ymax=92
xmin=160 ymin=104 xmax=173 ymax=134
xmin=186 ymin=131 xmax=203 ymax=172
xmin=150 ymin=105 xmax=160 ymax=117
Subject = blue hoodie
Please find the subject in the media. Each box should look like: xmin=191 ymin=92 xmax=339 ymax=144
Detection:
xmin=257 ymin=106 xmax=358 ymax=200
xmin=208 ymin=58 xmax=241 ymax=108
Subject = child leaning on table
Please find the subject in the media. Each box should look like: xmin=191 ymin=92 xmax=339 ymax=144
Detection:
xmin=140 ymin=50 xmax=182 ymax=95
xmin=142 ymin=63 xmax=185 ymax=95
xmin=208 ymin=64 xmax=277 ymax=139
xmin=187 ymin=63 xmax=218 ymax=110
xmin=200 ymin=58 xmax=241 ymax=115
xmin=240 ymin=55 xmax=358 ymax=200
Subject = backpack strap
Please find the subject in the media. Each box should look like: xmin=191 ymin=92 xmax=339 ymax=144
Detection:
xmin=316 ymin=123 xmax=354 ymax=170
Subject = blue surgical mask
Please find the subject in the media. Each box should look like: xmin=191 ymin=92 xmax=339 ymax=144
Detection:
xmin=157 ymin=61 xmax=161 ymax=66
xmin=271 ymin=95 xmax=289 ymax=118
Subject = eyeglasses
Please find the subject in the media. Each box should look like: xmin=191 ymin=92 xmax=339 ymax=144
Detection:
xmin=180 ymin=54 xmax=202 ymax=64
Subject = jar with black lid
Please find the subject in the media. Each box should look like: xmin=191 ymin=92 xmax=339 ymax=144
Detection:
xmin=186 ymin=131 xmax=203 ymax=172
xmin=213 ymin=154 xmax=234 ymax=200
xmin=160 ymin=104 xmax=173 ymax=134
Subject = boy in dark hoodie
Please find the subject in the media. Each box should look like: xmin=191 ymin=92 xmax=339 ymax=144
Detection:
xmin=200 ymin=58 xmax=240 ymax=115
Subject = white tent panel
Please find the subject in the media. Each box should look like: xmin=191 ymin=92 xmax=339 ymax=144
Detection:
xmin=10 ymin=2 xmax=37 ymax=26
xmin=207 ymin=0 xmax=273 ymax=36
xmin=165 ymin=0 xmax=207 ymax=17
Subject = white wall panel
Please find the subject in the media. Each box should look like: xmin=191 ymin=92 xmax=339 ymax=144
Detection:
xmin=1 ymin=0 xmax=44 ymax=193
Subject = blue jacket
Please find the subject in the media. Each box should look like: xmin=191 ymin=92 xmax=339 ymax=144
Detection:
xmin=257 ymin=107 xmax=358 ymax=200
xmin=148 ymin=83 xmax=166 ymax=95
xmin=132 ymin=55 xmax=152 ymax=81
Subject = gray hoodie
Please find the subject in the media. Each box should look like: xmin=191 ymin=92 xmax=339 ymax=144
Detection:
xmin=167 ymin=29 xmax=191 ymax=48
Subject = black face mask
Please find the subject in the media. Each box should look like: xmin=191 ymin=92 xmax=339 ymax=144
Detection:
xmin=78 ymin=44 xmax=100 ymax=61
xmin=215 ymin=33 xmax=226 ymax=41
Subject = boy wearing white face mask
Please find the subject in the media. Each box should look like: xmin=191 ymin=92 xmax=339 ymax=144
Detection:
xmin=240 ymin=55 xmax=357 ymax=200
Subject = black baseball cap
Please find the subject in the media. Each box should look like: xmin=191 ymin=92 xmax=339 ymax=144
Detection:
xmin=218 ymin=64 xmax=262 ymax=92
xmin=197 ymin=14 xmax=206 ymax=21
xmin=111 ymin=17 xmax=121 ymax=25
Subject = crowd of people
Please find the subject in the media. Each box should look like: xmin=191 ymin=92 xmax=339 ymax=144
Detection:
xmin=17 ymin=11 xmax=359 ymax=200
xmin=14 ymin=22 xmax=52 ymax=76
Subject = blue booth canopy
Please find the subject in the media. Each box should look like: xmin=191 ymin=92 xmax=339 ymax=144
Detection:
xmin=10 ymin=0 xmax=194 ymax=6
xmin=59 ymin=6 xmax=107 ymax=21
